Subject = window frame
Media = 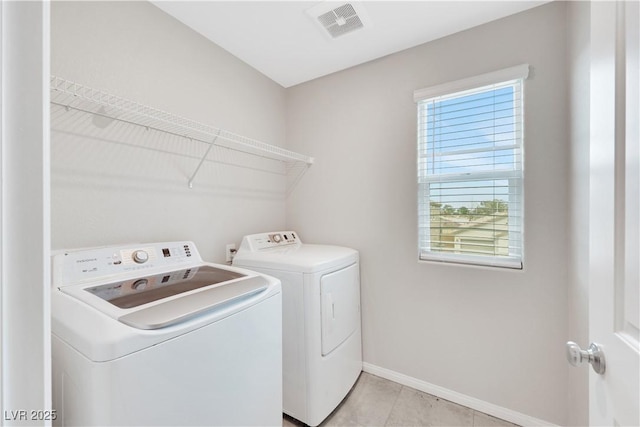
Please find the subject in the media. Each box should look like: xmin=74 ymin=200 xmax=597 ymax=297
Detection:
xmin=414 ymin=64 xmax=529 ymax=269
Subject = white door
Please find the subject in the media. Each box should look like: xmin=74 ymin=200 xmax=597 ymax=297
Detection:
xmin=320 ymin=262 xmax=360 ymax=356
xmin=588 ymin=1 xmax=640 ymax=425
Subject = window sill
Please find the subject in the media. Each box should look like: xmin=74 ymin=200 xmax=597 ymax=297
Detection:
xmin=419 ymin=253 xmax=523 ymax=270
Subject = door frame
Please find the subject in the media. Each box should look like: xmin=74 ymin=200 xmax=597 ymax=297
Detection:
xmin=0 ymin=1 xmax=51 ymax=421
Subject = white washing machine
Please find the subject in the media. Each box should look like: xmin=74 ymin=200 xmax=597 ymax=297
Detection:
xmin=51 ymin=241 xmax=282 ymax=426
xmin=233 ymin=231 xmax=362 ymax=426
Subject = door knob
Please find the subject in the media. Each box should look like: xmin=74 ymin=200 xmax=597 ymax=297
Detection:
xmin=566 ymin=341 xmax=606 ymax=375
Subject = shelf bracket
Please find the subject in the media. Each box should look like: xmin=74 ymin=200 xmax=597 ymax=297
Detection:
xmin=188 ymin=131 xmax=221 ymax=189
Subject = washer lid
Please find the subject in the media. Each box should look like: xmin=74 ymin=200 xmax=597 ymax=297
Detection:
xmin=60 ymin=265 xmax=269 ymax=330
xmin=233 ymin=244 xmax=358 ymax=273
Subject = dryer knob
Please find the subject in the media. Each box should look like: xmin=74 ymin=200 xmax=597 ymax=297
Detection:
xmin=132 ymin=250 xmax=149 ymax=264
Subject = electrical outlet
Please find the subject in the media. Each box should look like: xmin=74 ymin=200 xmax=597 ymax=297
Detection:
xmin=225 ymin=243 xmax=236 ymax=263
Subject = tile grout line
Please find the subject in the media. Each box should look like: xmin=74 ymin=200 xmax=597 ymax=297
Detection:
xmin=382 ymin=384 xmax=406 ymax=427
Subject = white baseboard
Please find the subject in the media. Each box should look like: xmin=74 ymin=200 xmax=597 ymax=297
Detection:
xmin=362 ymin=362 xmax=557 ymax=427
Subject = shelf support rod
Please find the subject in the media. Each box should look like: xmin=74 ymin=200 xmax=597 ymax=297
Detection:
xmin=188 ymin=130 xmax=221 ymax=189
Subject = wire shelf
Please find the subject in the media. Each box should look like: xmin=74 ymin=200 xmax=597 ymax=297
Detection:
xmin=50 ymin=76 xmax=314 ymax=189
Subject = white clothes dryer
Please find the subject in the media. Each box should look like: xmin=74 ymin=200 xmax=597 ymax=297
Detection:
xmin=233 ymin=231 xmax=362 ymax=427
xmin=51 ymin=241 xmax=282 ymax=426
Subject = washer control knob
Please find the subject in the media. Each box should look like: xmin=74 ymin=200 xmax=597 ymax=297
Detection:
xmin=132 ymin=250 xmax=149 ymax=264
xmin=271 ymin=234 xmax=282 ymax=243
xmin=132 ymin=279 xmax=148 ymax=291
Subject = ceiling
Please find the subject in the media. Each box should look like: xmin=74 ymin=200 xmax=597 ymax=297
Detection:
xmin=152 ymin=1 xmax=549 ymax=88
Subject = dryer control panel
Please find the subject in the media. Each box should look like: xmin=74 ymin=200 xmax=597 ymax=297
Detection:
xmin=239 ymin=231 xmax=301 ymax=251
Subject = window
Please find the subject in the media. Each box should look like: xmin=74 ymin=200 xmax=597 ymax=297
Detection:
xmin=414 ymin=65 xmax=528 ymax=269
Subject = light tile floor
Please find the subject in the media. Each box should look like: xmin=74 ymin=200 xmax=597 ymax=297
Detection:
xmin=283 ymin=372 xmax=520 ymax=427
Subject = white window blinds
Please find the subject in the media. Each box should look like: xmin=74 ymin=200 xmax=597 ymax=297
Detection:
xmin=414 ymin=65 xmax=528 ymax=269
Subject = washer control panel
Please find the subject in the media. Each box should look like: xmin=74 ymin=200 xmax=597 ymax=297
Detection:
xmin=240 ymin=231 xmax=301 ymax=251
xmin=56 ymin=241 xmax=200 ymax=286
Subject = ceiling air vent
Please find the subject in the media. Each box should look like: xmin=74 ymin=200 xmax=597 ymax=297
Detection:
xmin=307 ymin=2 xmax=371 ymax=39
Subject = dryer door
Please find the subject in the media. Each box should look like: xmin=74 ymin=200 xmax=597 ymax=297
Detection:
xmin=320 ymin=262 xmax=360 ymax=356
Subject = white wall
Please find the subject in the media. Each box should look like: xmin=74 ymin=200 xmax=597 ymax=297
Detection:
xmin=286 ymin=2 xmax=569 ymax=424
xmin=566 ymin=2 xmax=590 ymax=425
xmin=50 ymin=1 xmax=288 ymax=260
